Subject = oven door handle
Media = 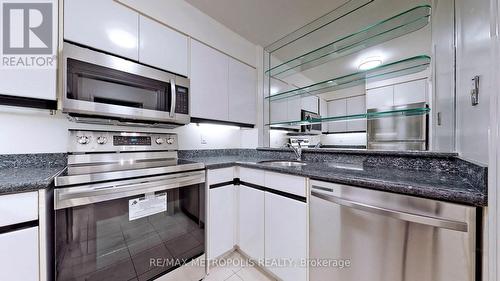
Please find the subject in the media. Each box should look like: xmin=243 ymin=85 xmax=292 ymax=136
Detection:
xmin=55 ymin=171 xmax=205 ymax=210
xmin=170 ymin=78 xmax=176 ymax=118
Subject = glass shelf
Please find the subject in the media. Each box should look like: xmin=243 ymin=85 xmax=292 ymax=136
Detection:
xmin=266 ymin=5 xmax=431 ymax=79
xmin=266 ymin=55 xmax=431 ymax=102
xmin=265 ymin=0 xmax=374 ymax=53
xmin=267 ymin=107 xmax=430 ymax=127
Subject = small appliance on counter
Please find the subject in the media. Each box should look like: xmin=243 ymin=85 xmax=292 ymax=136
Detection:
xmin=288 ymin=134 xmax=321 ymax=148
xmin=367 ymin=102 xmax=428 ymax=151
xmin=54 ymin=130 xmax=206 ymax=281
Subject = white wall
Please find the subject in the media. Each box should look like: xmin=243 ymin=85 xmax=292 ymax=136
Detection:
xmin=321 ymin=133 xmax=367 ymax=147
xmin=0 ymin=106 xmax=256 ymax=154
xmin=116 ymin=0 xmax=257 ymax=67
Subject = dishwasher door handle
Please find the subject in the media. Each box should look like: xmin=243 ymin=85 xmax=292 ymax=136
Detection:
xmin=311 ymin=189 xmax=469 ymax=232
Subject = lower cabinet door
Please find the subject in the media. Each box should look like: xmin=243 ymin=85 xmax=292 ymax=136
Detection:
xmin=209 ymin=185 xmax=235 ymax=260
xmin=0 ymin=227 xmax=39 ymax=281
xmin=265 ymin=192 xmax=307 ymax=281
xmin=238 ymin=185 xmax=265 ymax=261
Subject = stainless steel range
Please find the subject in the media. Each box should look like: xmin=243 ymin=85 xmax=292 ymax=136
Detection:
xmin=54 ymin=130 xmax=206 ymax=281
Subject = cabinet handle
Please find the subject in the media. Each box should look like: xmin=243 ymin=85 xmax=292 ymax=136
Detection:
xmin=311 ymin=189 xmax=468 ymax=232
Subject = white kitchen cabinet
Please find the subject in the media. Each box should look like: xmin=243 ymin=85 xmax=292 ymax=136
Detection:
xmin=1 ymin=0 xmax=56 ymax=101
xmin=0 ymin=192 xmax=38 ymax=227
xmin=209 ymin=185 xmax=235 ymax=259
xmin=264 ymin=171 xmax=307 ymax=197
xmin=208 ymin=168 xmax=235 ymax=260
xmin=366 ymin=85 xmax=394 ymax=109
xmin=270 ymin=98 xmax=301 ymax=125
xmin=190 ymin=40 xmax=229 ymax=121
xmin=288 ymin=98 xmax=302 ymax=122
xmin=270 ymin=99 xmax=288 ymax=123
xmin=301 ymin=96 xmax=319 ymax=114
xmin=228 ymin=58 xmax=257 ymax=124
xmin=238 ymin=185 xmax=265 ymax=261
xmin=139 ymin=16 xmax=188 ymax=76
xmin=0 ymin=68 xmax=57 ymax=101
xmin=320 ymin=98 xmax=328 ymax=133
xmin=0 ymin=227 xmax=39 ymax=281
xmin=327 ymin=99 xmax=347 ymax=133
xmin=393 ymin=79 xmax=427 ymax=106
xmin=265 ymin=192 xmax=308 ymax=281
xmin=64 ymin=0 xmax=139 ymax=60
xmin=346 ymin=95 xmax=367 ymax=132
xmin=238 ymin=168 xmax=265 ymax=260
xmin=366 ymin=80 xmax=427 ymax=110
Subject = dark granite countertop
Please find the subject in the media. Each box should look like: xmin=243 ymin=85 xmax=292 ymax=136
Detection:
xmin=0 ymin=167 xmax=65 ymax=195
xmin=180 ymin=149 xmax=487 ymax=207
xmin=0 ymin=153 xmax=66 ymax=195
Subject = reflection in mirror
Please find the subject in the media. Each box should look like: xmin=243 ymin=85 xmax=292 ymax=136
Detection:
xmin=263 ymin=0 xmax=455 ymax=152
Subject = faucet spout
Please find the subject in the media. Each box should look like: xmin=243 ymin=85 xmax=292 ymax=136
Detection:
xmin=286 ymin=143 xmax=302 ymax=161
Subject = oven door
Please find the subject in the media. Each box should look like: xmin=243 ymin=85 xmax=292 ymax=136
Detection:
xmin=61 ymin=42 xmax=190 ymax=125
xmin=54 ymin=170 xmax=205 ymax=281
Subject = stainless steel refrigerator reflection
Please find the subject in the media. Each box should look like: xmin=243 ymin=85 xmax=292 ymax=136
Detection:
xmin=367 ymin=102 xmax=428 ymax=150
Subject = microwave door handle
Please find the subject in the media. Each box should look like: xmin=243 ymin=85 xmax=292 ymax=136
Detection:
xmin=170 ymin=78 xmax=176 ymax=118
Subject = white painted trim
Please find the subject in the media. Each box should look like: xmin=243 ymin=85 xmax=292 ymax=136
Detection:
xmin=489 ymin=0 xmax=500 ymax=280
xmin=38 ymin=190 xmax=47 ymax=281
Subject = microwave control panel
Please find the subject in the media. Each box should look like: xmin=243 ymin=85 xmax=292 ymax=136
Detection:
xmin=175 ymin=86 xmax=189 ymax=114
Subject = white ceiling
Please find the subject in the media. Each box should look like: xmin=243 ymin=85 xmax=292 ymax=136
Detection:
xmin=184 ymin=0 xmax=349 ymax=47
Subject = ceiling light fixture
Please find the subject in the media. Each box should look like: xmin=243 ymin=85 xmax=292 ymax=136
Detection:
xmin=358 ymin=57 xmax=383 ymax=71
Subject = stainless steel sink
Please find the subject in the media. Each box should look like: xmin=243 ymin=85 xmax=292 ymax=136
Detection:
xmin=258 ymin=160 xmax=307 ymax=167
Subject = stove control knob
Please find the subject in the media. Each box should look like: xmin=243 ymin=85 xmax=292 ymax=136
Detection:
xmin=166 ymin=138 xmax=175 ymax=145
xmin=155 ymin=138 xmax=165 ymax=145
xmin=77 ymin=136 xmax=90 ymax=145
xmin=96 ymin=136 xmax=107 ymax=145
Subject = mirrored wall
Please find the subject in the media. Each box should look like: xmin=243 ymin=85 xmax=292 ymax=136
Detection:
xmin=263 ymin=0 xmax=455 ymax=151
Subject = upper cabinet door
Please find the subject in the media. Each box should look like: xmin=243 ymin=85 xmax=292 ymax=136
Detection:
xmin=327 ymin=99 xmax=347 ymax=133
xmin=0 ymin=1 xmax=57 ymax=101
xmin=301 ymin=96 xmax=319 ymax=114
xmin=393 ymin=79 xmax=427 ymax=106
xmin=64 ymin=0 xmax=139 ymax=60
xmin=228 ymin=58 xmax=257 ymax=125
xmin=0 ymin=69 xmax=56 ymax=101
xmin=346 ymin=95 xmax=366 ymax=132
xmin=139 ymin=16 xmax=188 ymax=76
xmin=270 ymin=99 xmax=288 ymax=123
xmin=366 ymin=86 xmax=394 ymax=109
xmin=190 ymin=40 xmax=229 ymax=121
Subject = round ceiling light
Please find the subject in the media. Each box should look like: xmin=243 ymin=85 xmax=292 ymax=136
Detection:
xmin=358 ymin=57 xmax=383 ymax=71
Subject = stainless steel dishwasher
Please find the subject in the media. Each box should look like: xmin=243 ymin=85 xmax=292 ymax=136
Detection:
xmin=310 ymin=180 xmax=479 ymax=281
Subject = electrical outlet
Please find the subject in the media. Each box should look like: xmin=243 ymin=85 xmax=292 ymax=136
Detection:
xmin=200 ymin=134 xmax=207 ymax=144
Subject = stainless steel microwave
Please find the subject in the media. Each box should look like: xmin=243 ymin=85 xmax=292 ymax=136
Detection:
xmin=301 ymin=110 xmax=322 ymax=134
xmin=61 ymin=42 xmax=190 ymax=127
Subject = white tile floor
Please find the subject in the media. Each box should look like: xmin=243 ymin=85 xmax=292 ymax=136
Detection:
xmin=156 ymin=251 xmax=276 ymax=281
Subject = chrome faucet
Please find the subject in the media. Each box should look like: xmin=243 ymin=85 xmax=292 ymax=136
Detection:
xmin=286 ymin=143 xmax=302 ymax=161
